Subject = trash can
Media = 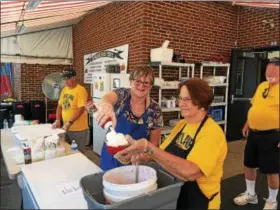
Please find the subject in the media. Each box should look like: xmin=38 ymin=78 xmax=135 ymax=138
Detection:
xmin=80 ymin=162 xmax=183 ymax=209
xmin=29 ymin=100 xmax=45 ymax=123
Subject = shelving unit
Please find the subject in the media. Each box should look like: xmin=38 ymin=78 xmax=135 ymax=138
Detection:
xmin=151 ymin=62 xmax=195 ymax=136
xmin=199 ymin=63 xmax=230 ymax=133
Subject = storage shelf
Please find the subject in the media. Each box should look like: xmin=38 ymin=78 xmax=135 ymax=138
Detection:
xmin=201 ymin=63 xmax=230 ymax=67
xmin=216 ymin=120 xmax=226 ymax=125
xmin=161 ymin=107 xmax=180 ymax=112
xmin=211 ymin=102 xmax=227 ymax=107
xmin=200 ymin=63 xmax=230 ymax=133
xmin=162 ymin=126 xmax=173 ymax=135
xmin=161 ymin=86 xmax=178 ymax=90
xmin=208 ymin=83 xmax=228 ymax=87
xmin=151 ymin=62 xmax=195 ymax=67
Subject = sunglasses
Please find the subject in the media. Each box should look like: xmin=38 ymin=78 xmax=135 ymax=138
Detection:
xmin=262 ymin=87 xmax=270 ymax=98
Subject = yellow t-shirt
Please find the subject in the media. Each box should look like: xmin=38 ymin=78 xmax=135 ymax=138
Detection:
xmin=58 ymin=84 xmax=88 ymax=131
xmin=160 ymin=118 xmax=227 ymax=209
xmin=248 ymin=81 xmax=279 ymax=130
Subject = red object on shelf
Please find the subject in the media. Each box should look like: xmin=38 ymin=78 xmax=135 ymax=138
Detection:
xmin=106 ymin=144 xmax=128 ymax=155
xmin=48 ymin=113 xmax=56 ymax=119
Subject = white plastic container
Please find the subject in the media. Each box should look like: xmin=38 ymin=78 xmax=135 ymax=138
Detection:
xmin=150 ymin=40 xmax=173 ymax=63
xmin=45 ymin=148 xmax=56 ymax=159
xmin=103 ymin=183 xmax=158 ymax=204
xmin=14 ymin=114 xmax=24 ymax=122
xmin=56 ymin=146 xmax=66 ymax=157
xmin=102 ymin=165 xmax=158 ymax=203
xmin=31 ymin=150 xmax=45 ymax=162
xmin=203 ymin=76 xmax=226 ymax=84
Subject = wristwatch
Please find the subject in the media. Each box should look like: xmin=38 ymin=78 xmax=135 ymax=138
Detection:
xmin=68 ymin=120 xmax=74 ymax=125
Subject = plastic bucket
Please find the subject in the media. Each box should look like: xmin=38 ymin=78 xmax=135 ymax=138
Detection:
xmin=103 ymin=165 xmax=157 ymax=202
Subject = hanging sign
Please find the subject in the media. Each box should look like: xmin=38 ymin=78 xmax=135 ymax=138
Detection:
xmin=84 ymin=44 xmax=129 ymax=84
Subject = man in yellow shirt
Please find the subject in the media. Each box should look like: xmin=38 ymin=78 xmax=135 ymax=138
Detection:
xmin=52 ymin=68 xmax=89 ymax=153
xmin=234 ymin=58 xmax=279 ymax=210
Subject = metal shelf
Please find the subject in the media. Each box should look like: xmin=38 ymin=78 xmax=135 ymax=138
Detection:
xmin=161 ymin=107 xmax=180 ymax=112
xmin=151 ymin=62 xmax=195 ymax=68
xmin=161 ymin=86 xmax=178 ymax=90
xmin=200 ymin=63 xmax=230 ymax=133
xmin=161 ymin=126 xmax=173 ymax=135
xmin=201 ymin=63 xmax=230 ymax=67
xmin=211 ymin=102 xmax=227 ymax=107
xmin=209 ymin=83 xmax=228 ymax=87
xmin=216 ymin=120 xmax=226 ymax=125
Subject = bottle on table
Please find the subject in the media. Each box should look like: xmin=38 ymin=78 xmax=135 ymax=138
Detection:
xmin=3 ymin=119 xmax=9 ymax=130
xmin=71 ymin=140 xmax=78 ymax=151
xmin=24 ymin=146 xmax=32 ymax=164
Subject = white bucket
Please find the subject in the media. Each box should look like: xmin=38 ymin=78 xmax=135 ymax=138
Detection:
xmin=102 ymin=165 xmax=157 ymax=203
xmin=14 ymin=114 xmax=24 ymax=122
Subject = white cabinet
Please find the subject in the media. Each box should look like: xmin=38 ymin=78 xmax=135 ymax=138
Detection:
xmin=199 ymin=63 xmax=230 ymax=133
xmin=151 ymin=62 xmax=195 ymax=135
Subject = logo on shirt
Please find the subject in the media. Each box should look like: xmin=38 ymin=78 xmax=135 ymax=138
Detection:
xmin=62 ymin=94 xmax=74 ymax=110
xmin=175 ymin=133 xmax=194 ymax=151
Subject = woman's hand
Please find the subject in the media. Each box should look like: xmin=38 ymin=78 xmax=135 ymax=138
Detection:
xmin=131 ymin=153 xmax=151 ymax=165
xmin=114 ymin=135 xmax=148 ymax=159
xmin=95 ymin=102 xmax=117 ymax=128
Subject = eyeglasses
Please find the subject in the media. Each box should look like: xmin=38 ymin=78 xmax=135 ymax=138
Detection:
xmin=262 ymin=87 xmax=270 ymax=98
xmin=133 ymin=79 xmax=153 ymax=87
xmin=177 ymin=96 xmax=192 ymax=103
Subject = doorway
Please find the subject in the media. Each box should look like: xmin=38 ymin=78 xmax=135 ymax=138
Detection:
xmin=226 ymin=46 xmax=279 ymax=141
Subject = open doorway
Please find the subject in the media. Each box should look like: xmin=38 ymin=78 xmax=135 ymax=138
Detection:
xmin=226 ymin=46 xmax=279 ymax=141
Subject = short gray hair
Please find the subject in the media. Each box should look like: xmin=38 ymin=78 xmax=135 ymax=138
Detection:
xmin=269 ymin=57 xmax=280 ymax=66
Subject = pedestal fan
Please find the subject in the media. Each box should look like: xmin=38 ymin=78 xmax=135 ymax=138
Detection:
xmin=41 ymin=73 xmax=65 ymax=122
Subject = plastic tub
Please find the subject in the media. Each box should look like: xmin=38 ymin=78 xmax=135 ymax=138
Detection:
xmin=80 ymin=162 xmax=184 ymax=209
xmin=103 ymin=165 xmax=157 ymax=197
xmin=103 ymin=183 xmax=158 ymax=204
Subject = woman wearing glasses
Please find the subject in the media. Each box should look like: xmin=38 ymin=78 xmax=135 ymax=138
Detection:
xmin=233 ymin=58 xmax=279 ymax=210
xmin=95 ymin=66 xmax=163 ymax=170
xmin=115 ymin=78 xmax=227 ymax=209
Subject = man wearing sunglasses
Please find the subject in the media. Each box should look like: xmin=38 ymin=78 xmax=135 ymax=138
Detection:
xmin=234 ymin=58 xmax=279 ymax=210
xmin=94 ymin=66 xmax=163 ymax=170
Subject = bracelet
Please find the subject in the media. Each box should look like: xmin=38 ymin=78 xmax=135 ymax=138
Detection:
xmin=68 ymin=120 xmax=74 ymax=125
xmin=146 ymin=144 xmax=155 ymax=156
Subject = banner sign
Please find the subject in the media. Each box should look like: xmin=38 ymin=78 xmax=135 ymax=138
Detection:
xmin=84 ymin=44 xmax=129 ymax=84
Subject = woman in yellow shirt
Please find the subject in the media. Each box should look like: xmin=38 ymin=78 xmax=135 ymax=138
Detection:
xmin=115 ymin=78 xmax=228 ymax=209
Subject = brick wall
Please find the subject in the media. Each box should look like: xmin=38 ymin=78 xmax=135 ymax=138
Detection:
xmin=73 ymin=2 xmax=146 ymax=93
xmin=73 ymin=2 xmax=237 ymax=72
xmin=238 ymin=7 xmax=280 ymax=48
xmin=16 ymin=64 xmax=72 ymax=116
xmin=141 ymin=2 xmax=238 ymax=64
xmin=72 ymin=2 xmax=277 ymax=128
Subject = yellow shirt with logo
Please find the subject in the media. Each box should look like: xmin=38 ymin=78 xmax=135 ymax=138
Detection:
xmin=58 ymin=84 xmax=88 ymax=131
xmin=160 ymin=118 xmax=227 ymax=209
xmin=248 ymin=82 xmax=279 ymax=130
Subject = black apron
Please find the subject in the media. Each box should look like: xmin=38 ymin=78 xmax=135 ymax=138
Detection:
xmin=165 ymin=115 xmax=218 ymax=210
